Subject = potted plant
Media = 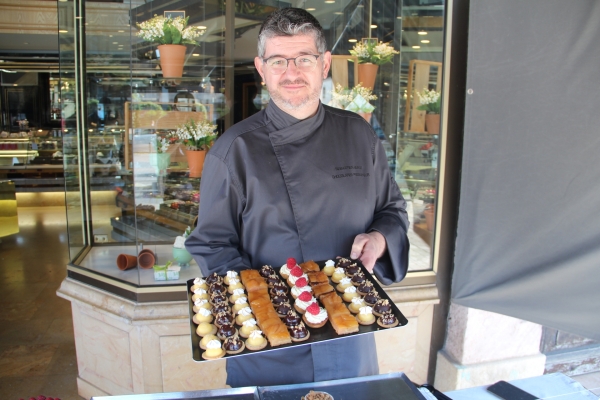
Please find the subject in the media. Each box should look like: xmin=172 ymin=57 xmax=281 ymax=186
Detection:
xmin=416 ymin=89 xmax=441 ymax=134
xmin=173 ymin=226 xmax=193 ymax=267
xmin=149 ymin=136 xmax=171 ymax=173
xmin=136 ymin=15 xmax=205 ymax=78
xmin=328 ymin=83 xmax=378 ymax=122
xmin=171 ymin=119 xmax=217 ymax=177
xmin=349 ymin=40 xmax=399 ymax=89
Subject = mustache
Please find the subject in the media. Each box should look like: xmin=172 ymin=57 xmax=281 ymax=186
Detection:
xmin=278 ymin=79 xmax=309 ymax=86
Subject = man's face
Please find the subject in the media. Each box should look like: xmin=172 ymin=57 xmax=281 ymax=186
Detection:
xmin=254 ymin=34 xmax=331 ymax=118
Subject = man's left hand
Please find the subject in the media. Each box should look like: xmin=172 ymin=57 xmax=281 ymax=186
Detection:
xmin=350 ymin=231 xmax=386 ymax=272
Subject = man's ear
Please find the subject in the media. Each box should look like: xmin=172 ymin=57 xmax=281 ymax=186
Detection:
xmin=255 ymin=57 xmax=265 ymax=81
xmin=322 ymin=51 xmax=332 ymax=79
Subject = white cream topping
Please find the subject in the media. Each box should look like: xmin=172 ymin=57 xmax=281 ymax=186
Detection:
xmin=235 ymin=297 xmax=248 ymax=304
xmin=344 ymin=286 xmax=357 ymax=294
xmin=249 ymin=330 xmax=263 ymax=339
xmin=228 ymin=277 xmax=240 ymax=286
xmin=339 ymin=277 xmax=352 ymax=285
xmin=193 ymin=288 xmax=207 ymax=295
xmin=232 ymin=288 xmax=245 ymax=296
xmin=359 ymin=306 xmax=373 ymax=315
xmin=305 ymin=308 xmax=328 ymax=323
xmin=242 ymin=318 xmax=257 ymax=327
xmin=291 ymin=285 xmax=312 ymax=297
xmin=280 ymin=264 xmax=291 ymax=275
xmin=333 ymin=267 xmax=345 ymax=275
xmin=194 ymin=277 xmax=206 ymax=285
xmin=206 ymin=339 xmax=221 ymax=349
xmin=194 ymin=298 xmax=209 ymax=307
xmin=226 ymin=271 xmax=238 ymax=279
xmin=197 ymin=308 xmax=212 ymax=317
xmin=238 ymin=307 xmax=252 ymax=316
xmin=352 ymin=297 xmax=365 ymax=306
xmin=288 ymin=273 xmax=308 ymax=285
xmin=325 ymin=260 xmax=335 ymax=267
xmin=295 ymin=297 xmax=315 ymax=310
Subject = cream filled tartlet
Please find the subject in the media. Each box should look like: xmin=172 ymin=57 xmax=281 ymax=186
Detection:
xmin=322 ymin=259 xmax=336 ymax=276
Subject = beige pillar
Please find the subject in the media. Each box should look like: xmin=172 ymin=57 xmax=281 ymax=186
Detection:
xmin=434 ymin=303 xmax=546 ymax=391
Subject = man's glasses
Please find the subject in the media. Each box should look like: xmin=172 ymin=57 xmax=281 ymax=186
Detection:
xmin=262 ymin=54 xmax=320 ymax=74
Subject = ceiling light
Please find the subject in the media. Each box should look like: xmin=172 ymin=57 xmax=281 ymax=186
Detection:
xmin=192 ymin=53 xmax=200 ymax=56
xmin=325 ymin=0 xmax=335 ymax=3
xmin=421 ymin=40 xmax=430 ymax=44
xmin=334 ymin=12 xmax=343 ymax=15
xmin=418 ymin=31 xmax=428 ymax=35
xmin=306 ymin=7 xmax=316 ymax=11
xmin=370 ymin=24 xmax=377 ymax=28
xmin=412 ymin=45 xmax=421 ymax=49
xmin=198 ymin=26 xmax=207 ymax=29
xmin=397 ymin=16 xmax=402 ymax=19
xmin=112 ymin=42 xmax=118 ymax=44
xmin=348 ymin=39 xmax=357 ymax=43
xmin=118 ymin=30 xmax=125 ymax=33
xmin=109 ymin=35 xmax=113 ymax=37
xmin=59 ymin=30 xmax=68 ymax=33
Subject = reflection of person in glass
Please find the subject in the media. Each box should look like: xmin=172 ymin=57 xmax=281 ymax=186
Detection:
xmin=185 ymin=8 xmax=409 ymax=387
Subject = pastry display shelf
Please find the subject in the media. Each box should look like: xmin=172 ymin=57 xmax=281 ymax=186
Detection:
xmin=187 ymin=261 xmax=408 ymax=363
xmin=90 ymin=373 xmax=425 ymax=400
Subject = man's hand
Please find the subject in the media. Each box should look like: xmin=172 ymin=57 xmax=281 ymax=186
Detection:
xmin=350 ymin=231 xmax=386 ymax=272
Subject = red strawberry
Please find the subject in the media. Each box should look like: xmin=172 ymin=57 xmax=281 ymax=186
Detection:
xmin=306 ymin=302 xmax=320 ymax=315
xmin=290 ymin=266 xmax=303 ymax=277
xmin=286 ymin=258 xmax=296 ymax=268
xmin=298 ymin=291 xmax=313 ymax=302
xmin=295 ymin=277 xmax=307 ymax=288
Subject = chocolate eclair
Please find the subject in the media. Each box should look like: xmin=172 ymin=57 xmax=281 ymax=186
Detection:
xmin=372 ymin=299 xmax=391 ymax=317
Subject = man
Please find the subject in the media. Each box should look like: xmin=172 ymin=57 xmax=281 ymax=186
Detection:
xmin=186 ymin=8 xmax=409 ymax=387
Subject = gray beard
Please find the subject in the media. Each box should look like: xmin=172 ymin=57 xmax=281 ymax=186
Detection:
xmin=267 ymin=78 xmax=322 ymax=113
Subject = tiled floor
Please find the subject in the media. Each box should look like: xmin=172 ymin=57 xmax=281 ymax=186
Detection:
xmin=0 ymin=206 xmax=82 ymax=400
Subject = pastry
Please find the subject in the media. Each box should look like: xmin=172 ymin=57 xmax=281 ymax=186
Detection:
xmin=356 ymin=306 xmax=376 ymax=325
xmin=307 ymin=271 xmax=328 ymax=285
xmin=193 ymin=298 xmax=212 ymax=313
xmin=229 ymin=288 xmax=246 ymax=303
xmin=191 ymin=288 xmax=208 ymax=302
xmin=302 ymin=302 xmax=328 ymax=328
xmin=270 ymin=282 xmax=289 ymax=295
xmin=224 ymin=270 xmax=239 ymax=285
xmin=275 ymin=302 xmax=292 ymax=317
xmin=212 ymin=304 xmax=231 ymax=316
xmin=214 ymin=311 xmax=235 ymax=327
xmin=259 ymin=265 xmax=275 ymax=278
xmin=199 ymin=333 xmax=218 ymax=350
xmin=348 ymin=297 xmax=366 ymax=314
xmin=357 ymin=281 xmax=374 ymax=296
xmin=284 ymin=310 xmax=302 ymax=327
xmin=372 ymin=299 xmax=392 ymax=317
xmin=331 ymin=267 xmax=346 ymax=283
xmin=322 ymin=260 xmax=336 ymax=276
xmin=227 ymin=279 xmax=244 ymax=293
xmin=196 ymin=322 xmax=217 ymax=337
xmin=236 ymin=306 xmax=254 ymax=325
xmin=244 ymin=277 xmax=291 ymax=346
xmin=232 ymin=296 xmax=249 ymax=312
xmin=302 ymin=390 xmax=333 ymax=400
xmin=287 ymin=266 xmax=308 ymax=286
xmin=351 ymin=272 xmax=366 ymax=286
xmin=312 ymin=282 xmax=334 ymax=299
xmin=320 ymin=292 xmax=359 ymax=335
xmin=336 ymin=277 xmax=353 ymax=293
xmin=342 ymin=286 xmax=360 ymax=302
xmin=280 ymin=258 xmax=296 ymax=279
xmin=239 ymin=318 xmax=259 ymax=338
xmin=217 ymin=323 xmax=237 ymax=340
xmin=294 ymin=291 xmax=315 ymax=314
xmin=345 ymin=263 xmax=361 ymax=276
xmin=267 ymin=273 xmax=282 ymax=288
xmin=300 ymin=260 xmax=320 ymax=273
xmin=363 ymin=291 xmax=380 ymax=306
xmin=271 ymin=294 xmax=288 ymax=306
xmin=202 ymin=339 xmax=225 ymax=360
xmin=291 ymin=282 xmax=312 ymax=299
xmin=208 ymin=282 xmax=226 ymax=295
xmin=210 ymin=293 xmax=228 ymax=306
xmin=223 ymin=336 xmax=245 ymax=354
xmin=205 ymin=272 xmax=222 ymax=285
xmin=190 ymin=277 xmax=208 ymax=292
xmin=240 ymin=269 xmax=261 ymax=284
xmin=245 ymin=330 xmax=268 ymax=351
xmin=193 ymin=307 xmax=213 ymax=324
xmin=336 ymin=257 xmax=352 ymax=268
xmin=289 ymin=322 xmax=310 ymax=342
xmin=377 ymin=312 xmax=399 ymax=328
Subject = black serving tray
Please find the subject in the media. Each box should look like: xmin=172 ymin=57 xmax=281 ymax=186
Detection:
xmin=187 ymin=260 xmax=408 ymax=362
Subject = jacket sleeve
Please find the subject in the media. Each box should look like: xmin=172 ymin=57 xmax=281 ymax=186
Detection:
xmin=368 ymin=138 xmax=410 ymax=285
xmin=185 ymin=152 xmax=251 ymax=276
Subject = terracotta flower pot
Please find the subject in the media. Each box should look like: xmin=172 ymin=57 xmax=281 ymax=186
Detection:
xmin=358 ymin=112 xmax=372 ymax=122
xmin=425 ymin=113 xmax=441 ymax=135
xmin=138 ymin=249 xmax=156 ymax=269
xmin=185 ymin=149 xmax=207 ymax=178
xmin=158 ymin=44 xmax=187 ymax=78
xmin=357 ymin=63 xmax=379 ymax=90
xmin=117 ymin=254 xmax=137 ymax=271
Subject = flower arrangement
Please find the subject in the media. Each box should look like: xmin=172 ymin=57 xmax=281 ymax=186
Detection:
xmin=136 ymin=15 xmax=205 ymax=46
xmin=329 ymin=83 xmax=378 ymax=113
xmin=172 ymin=119 xmax=217 ymax=151
xmin=349 ymin=40 xmax=399 ymax=65
xmin=174 ymin=226 xmax=192 ymax=248
xmin=157 ymin=137 xmax=170 ymax=153
xmin=416 ymin=89 xmax=441 ymax=114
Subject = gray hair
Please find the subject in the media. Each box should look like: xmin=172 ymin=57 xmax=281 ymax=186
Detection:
xmin=257 ymin=8 xmax=327 ymax=58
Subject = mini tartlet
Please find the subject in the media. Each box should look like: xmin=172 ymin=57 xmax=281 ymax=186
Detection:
xmin=342 ymin=286 xmax=360 ymax=302
xmin=331 ymin=267 xmax=346 ymax=283
xmin=235 ymin=307 xmax=254 ymax=325
xmin=223 ymin=336 xmax=245 ymax=354
xmin=202 ymin=339 xmax=225 ymax=360
xmin=336 ymin=277 xmax=353 ymax=293
xmin=372 ymin=299 xmax=392 ymax=317
xmin=294 ymin=291 xmax=315 ymax=314
xmin=190 ymin=277 xmax=208 ymax=292
xmin=377 ymin=312 xmax=399 ymax=328
xmin=289 ymin=322 xmax=310 ymax=342
xmin=322 ymin=259 xmax=336 ymax=276
xmin=199 ymin=333 xmax=218 ymax=350
xmin=280 ymin=257 xmax=296 ymax=280
xmin=245 ymin=330 xmax=267 ymax=351
xmin=196 ymin=322 xmax=217 ymax=337
xmin=193 ymin=298 xmax=212 ymax=313
xmin=239 ymin=318 xmax=259 ymax=338
xmin=348 ymin=297 xmax=366 ymax=314
xmin=193 ymin=308 xmax=214 ymax=324
xmin=302 ymin=302 xmax=328 ymax=328
xmin=232 ymin=297 xmax=249 ymax=312
xmin=356 ymin=306 xmax=376 ymax=325
xmin=224 ymin=270 xmax=239 ymax=286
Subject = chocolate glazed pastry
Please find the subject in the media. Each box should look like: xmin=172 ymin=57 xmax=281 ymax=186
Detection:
xmin=214 ymin=312 xmax=234 ymax=327
xmin=276 ymin=302 xmax=292 ymax=317
xmin=377 ymin=312 xmax=399 ymax=328
xmin=205 ymin=272 xmax=222 ymax=285
xmin=363 ymin=291 xmax=380 ymax=306
xmin=284 ymin=310 xmax=302 ymax=327
xmin=372 ymin=299 xmax=392 ymax=317
xmin=259 ymin=265 xmax=275 ymax=278
xmin=345 ymin=263 xmax=360 ymax=276
xmin=336 ymin=257 xmax=352 ymax=268
xmin=351 ymin=272 xmax=366 ymax=285
xmin=270 ymin=286 xmax=288 ymax=296
xmin=208 ymin=282 xmax=226 ymax=295
xmin=217 ymin=323 xmax=237 ymax=340
xmin=212 ymin=304 xmax=231 ymax=316
xmin=289 ymin=322 xmax=310 ymax=342
xmin=271 ymin=295 xmax=288 ymax=306
xmin=223 ymin=336 xmax=245 ymax=354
